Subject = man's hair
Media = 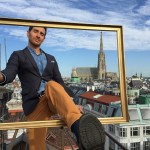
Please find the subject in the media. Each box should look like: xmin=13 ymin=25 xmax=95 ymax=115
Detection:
xmin=28 ymin=26 xmax=47 ymax=36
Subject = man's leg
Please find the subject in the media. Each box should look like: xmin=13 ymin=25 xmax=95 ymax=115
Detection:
xmin=26 ymin=96 xmax=52 ymax=150
xmin=45 ymin=81 xmax=105 ymax=150
xmin=45 ymin=80 xmax=82 ymax=128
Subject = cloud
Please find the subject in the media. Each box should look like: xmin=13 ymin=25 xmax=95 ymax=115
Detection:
xmin=136 ymin=0 xmax=150 ymax=15
xmin=0 ymin=0 xmax=29 ymax=6
xmin=124 ymin=26 xmax=150 ymax=51
xmin=145 ymin=19 xmax=150 ymax=25
xmin=1 ymin=26 xmax=27 ymax=41
xmin=0 ymin=26 xmax=117 ymax=51
xmin=0 ymin=0 xmax=150 ymax=51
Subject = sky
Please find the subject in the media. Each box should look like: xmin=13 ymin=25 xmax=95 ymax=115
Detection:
xmin=0 ymin=0 xmax=150 ymax=77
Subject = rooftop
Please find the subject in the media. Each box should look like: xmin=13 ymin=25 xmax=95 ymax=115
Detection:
xmin=79 ymin=91 xmax=120 ymax=105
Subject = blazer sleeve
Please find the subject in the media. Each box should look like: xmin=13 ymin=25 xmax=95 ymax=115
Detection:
xmin=1 ymin=51 xmax=19 ymax=85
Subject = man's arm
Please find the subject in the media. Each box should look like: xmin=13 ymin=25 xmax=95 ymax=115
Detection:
xmin=0 ymin=51 xmax=19 ymax=85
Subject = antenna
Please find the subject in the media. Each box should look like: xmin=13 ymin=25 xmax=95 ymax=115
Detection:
xmin=4 ymin=37 xmax=7 ymax=66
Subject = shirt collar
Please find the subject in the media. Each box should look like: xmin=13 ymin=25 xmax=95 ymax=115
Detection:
xmin=27 ymin=46 xmax=42 ymax=55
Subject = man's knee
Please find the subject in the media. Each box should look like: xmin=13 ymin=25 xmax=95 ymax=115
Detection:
xmin=46 ymin=80 xmax=63 ymax=91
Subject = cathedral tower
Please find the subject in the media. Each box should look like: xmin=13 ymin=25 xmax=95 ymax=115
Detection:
xmin=97 ymin=32 xmax=106 ymax=79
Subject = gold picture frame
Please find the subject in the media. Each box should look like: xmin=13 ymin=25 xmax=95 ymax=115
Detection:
xmin=0 ymin=17 xmax=128 ymax=130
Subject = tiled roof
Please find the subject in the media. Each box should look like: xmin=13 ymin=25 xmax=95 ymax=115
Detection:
xmin=79 ymin=91 xmax=120 ymax=105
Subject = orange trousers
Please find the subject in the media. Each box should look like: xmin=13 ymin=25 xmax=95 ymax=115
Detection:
xmin=26 ymin=81 xmax=82 ymax=150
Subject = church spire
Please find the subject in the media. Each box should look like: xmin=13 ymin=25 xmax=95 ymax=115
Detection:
xmin=100 ymin=32 xmax=103 ymax=52
xmin=97 ymin=32 xmax=106 ymax=80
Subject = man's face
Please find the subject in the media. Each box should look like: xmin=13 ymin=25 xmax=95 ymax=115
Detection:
xmin=27 ymin=27 xmax=46 ymax=47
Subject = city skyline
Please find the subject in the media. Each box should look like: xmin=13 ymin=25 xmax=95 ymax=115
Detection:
xmin=0 ymin=26 xmax=119 ymax=77
xmin=0 ymin=0 xmax=150 ymax=77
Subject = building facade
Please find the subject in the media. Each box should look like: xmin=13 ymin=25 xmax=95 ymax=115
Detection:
xmin=77 ymin=87 xmax=150 ymax=150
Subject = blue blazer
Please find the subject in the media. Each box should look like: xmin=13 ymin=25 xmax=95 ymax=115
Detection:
xmin=1 ymin=47 xmax=73 ymax=115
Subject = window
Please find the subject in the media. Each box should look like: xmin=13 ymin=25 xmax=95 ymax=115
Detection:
xmin=78 ymin=98 xmax=82 ymax=105
xmin=115 ymin=108 xmax=122 ymax=117
xmin=82 ymin=99 xmax=87 ymax=106
xmin=143 ymin=126 xmax=150 ymax=136
xmin=99 ymin=104 xmax=102 ymax=113
xmin=101 ymin=105 xmax=106 ymax=114
xmin=107 ymin=107 xmax=115 ymax=117
xmin=134 ymin=92 xmax=138 ymax=96
xmin=109 ymin=125 xmax=115 ymax=134
xmin=101 ymin=105 xmax=108 ymax=115
xmin=130 ymin=127 xmax=140 ymax=137
xmin=119 ymin=127 xmax=127 ymax=137
xmin=94 ymin=102 xmax=99 ymax=112
xmin=130 ymin=142 xmax=140 ymax=150
xmin=143 ymin=141 xmax=150 ymax=150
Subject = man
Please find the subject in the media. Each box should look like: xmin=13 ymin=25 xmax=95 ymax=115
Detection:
xmin=0 ymin=26 xmax=105 ymax=150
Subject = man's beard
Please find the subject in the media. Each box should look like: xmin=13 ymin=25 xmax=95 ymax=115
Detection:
xmin=29 ymin=39 xmax=41 ymax=47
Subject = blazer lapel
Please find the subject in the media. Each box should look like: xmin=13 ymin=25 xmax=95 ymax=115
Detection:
xmin=42 ymin=52 xmax=50 ymax=74
xmin=23 ymin=48 xmax=40 ymax=75
xmin=42 ymin=51 xmax=54 ymax=76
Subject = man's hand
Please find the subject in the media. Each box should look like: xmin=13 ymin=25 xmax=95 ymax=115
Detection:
xmin=0 ymin=72 xmax=4 ymax=82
